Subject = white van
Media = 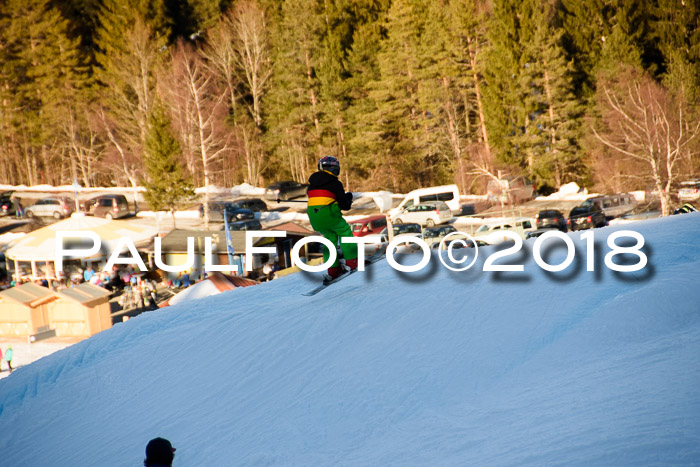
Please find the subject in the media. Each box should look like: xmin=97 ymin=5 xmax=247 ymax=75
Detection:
xmin=391 ymin=185 xmax=461 ymax=215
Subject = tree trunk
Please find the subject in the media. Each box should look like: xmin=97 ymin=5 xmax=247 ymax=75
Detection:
xmin=467 ymin=36 xmax=491 ymax=157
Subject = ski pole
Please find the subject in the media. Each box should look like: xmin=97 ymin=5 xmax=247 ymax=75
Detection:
xmin=276 ymin=198 xmax=308 ymax=203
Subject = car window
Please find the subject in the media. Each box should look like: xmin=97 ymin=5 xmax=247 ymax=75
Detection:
xmin=522 ymin=220 xmax=532 ymax=229
xmin=370 ymin=219 xmax=386 ymax=229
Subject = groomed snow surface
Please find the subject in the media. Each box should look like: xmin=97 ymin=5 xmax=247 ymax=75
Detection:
xmin=1 ymin=214 xmax=700 ymax=466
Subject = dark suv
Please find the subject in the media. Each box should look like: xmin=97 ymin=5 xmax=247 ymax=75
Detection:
xmin=0 ymin=192 xmax=15 ymax=217
xmin=568 ymin=203 xmax=606 ymax=231
xmin=232 ymin=198 xmax=267 ymax=212
xmin=200 ymin=201 xmax=254 ymax=223
xmin=225 ymin=219 xmax=262 ymax=231
xmin=535 ymin=210 xmax=568 ymax=232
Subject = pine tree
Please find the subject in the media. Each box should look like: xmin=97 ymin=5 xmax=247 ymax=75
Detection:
xmin=142 ymin=103 xmax=195 ymax=228
xmin=355 ymin=0 xmax=440 ymax=191
xmin=94 ymin=0 xmax=169 ymax=184
xmin=0 ymin=0 xmax=88 ymax=185
xmin=560 ymin=0 xmax=648 ymax=97
xmin=519 ymin=1 xmax=585 ymax=188
xmin=649 ymin=0 xmax=700 ymax=103
xmin=263 ymin=0 xmax=325 ymax=182
xmin=481 ymin=0 xmax=532 ymax=172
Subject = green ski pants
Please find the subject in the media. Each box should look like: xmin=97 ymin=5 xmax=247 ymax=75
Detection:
xmin=307 ymin=203 xmax=358 ymax=267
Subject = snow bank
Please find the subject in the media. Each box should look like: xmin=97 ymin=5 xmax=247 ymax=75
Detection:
xmin=0 ymin=214 xmax=699 ymax=465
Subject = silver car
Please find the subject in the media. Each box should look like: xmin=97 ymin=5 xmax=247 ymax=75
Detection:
xmin=391 ymin=201 xmax=453 ymax=227
xmin=24 ymin=197 xmax=75 ymax=219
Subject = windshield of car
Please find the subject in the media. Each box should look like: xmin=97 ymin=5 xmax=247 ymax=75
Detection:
xmin=423 ymin=229 xmax=439 ymax=238
xmin=476 ymin=224 xmax=490 ymax=233
xmin=571 ymin=207 xmax=588 ymax=216
xmin=350 ymin=223 xmax=363 ymax=232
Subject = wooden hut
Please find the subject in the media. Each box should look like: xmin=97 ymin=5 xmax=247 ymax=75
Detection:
xmin=0 ymin=283 xmax=55 ymax=337
xmin=0 ymin=282 xmax=112 ymax=339
xmin=52 ymin=283 xmax=112 ymax=337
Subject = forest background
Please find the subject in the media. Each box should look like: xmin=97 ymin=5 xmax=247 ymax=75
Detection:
xmin=1 ymin=0 xmax=698 ymax=216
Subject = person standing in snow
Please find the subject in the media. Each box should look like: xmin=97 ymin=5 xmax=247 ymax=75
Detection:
xmin=5 ymin=345 xmax=13 ymax=373
xmin=144 ymin=437 xmax=176 ymax=466
xmin=307 ymin=156 xmax=358 ymax=280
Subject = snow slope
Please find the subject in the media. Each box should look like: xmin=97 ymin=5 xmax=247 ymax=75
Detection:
xmin=1 ymin=215 xmax=699 ymax=466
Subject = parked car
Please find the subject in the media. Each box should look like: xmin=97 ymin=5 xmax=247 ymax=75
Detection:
xmin=376 ymin=223 xmax=423 ymax=252
xmin=82 ymin=194 xmax=130 ymax=219
xmin=225 ymin=219 xmax=262 ymax=231
xmin=472 ymin=217 xmax=536 ymax=244
xmin=455 ymin=203 xmax=476 ymax=216
xmin=200 ymin=201 xmax=254 ymax=223
xmin=24 ymin=197 xmax=74 ymax=219
xmin=233 ymin=198 xmax=268 ymax=212
xmin=526 ymin=228 xmax=561 ymax=239
xmin=678 ymin=179 xmax=700 ymax=202
xmin=264 ymin=181 xmax=308 ymax=201
xmin=0 ymin=192 xmax=15 ymax=217
xmin=422 ymin=225 xmax=462 ymax=248
xmin=568 ymin=202 xmax=606 ymax=231
xmin=350 ymin=215 xmax=387 ymax=237
xmin=487 ymin=176 xmax=536 ymax=204
xmin=535 ymin=209 xmax=568 ymax=232
xmin=392 ymin=201 xmax=453 ymax=227
xmin=432 ymin=237 xmax=490 ymax=249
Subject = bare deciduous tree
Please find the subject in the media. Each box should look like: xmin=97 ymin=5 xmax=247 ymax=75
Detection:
xmin=592 ymin=74 xmax=700 ymax=215
xmin=168 ymin=41 xmax=232 ymax=229
xmin=230 ymin=0 xmax=272 ymax=128
xmin=62 ymin=105 xmax=104 ymax=188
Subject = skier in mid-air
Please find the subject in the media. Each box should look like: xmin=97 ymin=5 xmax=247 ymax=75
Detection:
xmin=307 ymin=156 xmax=358 ymax=280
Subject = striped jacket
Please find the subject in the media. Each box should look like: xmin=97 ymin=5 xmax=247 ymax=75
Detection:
xmin=307 ymin=171 xmax=353 ymax=210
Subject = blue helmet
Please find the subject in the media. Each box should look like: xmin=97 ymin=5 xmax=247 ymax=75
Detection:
xmin=318 ymin=156 xmax=340 ymax=176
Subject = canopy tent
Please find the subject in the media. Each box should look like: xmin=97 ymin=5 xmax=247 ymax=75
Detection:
xmin=5 ymin=213 xmax=157 ymax=281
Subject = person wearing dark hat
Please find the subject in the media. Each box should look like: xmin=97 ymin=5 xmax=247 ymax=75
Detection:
xmin=307 ymin=155 xmax=358 ymax=280
xmin=144 ymin=437 xmax=176 ymax=466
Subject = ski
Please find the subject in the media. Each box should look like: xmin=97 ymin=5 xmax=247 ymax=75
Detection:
xmin=302 ymin=252 xmax=384 ymax=296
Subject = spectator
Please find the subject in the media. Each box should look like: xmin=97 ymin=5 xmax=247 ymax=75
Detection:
xmin=0 ymin=346 xmax=3 ymax=372
xmin=12 ymin=196 xmax=22 ymax=219
xmin=182 ymin=272 xmax=191 ymax=288
xmin=144 ymin=437 xmax=176 ymax=466
xmin=83 ymin=266 xmax=95 ymax=283
xmin=263 ymin=261 xmax=274 ymax=281
xmin=5 ymin=345 xmax=13 ymax=373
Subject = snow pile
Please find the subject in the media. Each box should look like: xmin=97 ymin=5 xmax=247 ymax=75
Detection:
xmin=536 ymin=182 xmax=594 ymax=201
xmin=167 ymin=279 xmax=223 ymax=307
xmin=0 ymin=215 xmax=699 ymax=465
xmin=0 ymin=232 xmax=26 ymax=250
xmin=194 ymin=183 xmax=266 ymax=197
